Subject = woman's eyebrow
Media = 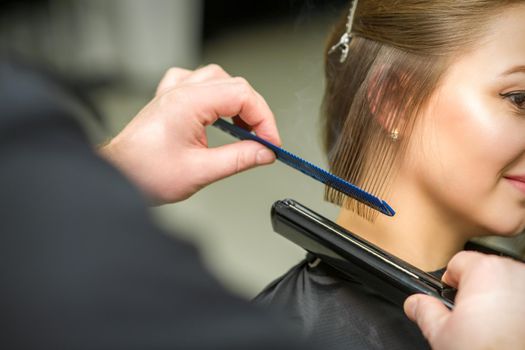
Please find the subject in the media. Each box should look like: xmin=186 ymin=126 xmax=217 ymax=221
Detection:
xmin=500 ymin=65 xmax=525 ymax=77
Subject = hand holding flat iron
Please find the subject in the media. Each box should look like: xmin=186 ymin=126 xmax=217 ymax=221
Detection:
xmin=404 ymin=251 xmax=525 ymax=350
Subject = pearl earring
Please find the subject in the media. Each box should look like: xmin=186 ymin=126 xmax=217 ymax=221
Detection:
xmin=390 ymin=130 xmax=399 ymax=141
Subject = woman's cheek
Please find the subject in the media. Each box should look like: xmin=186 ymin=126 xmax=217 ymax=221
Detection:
xmin=435 ymin=88 xmax=525 ymax=234
xmin=416 ymin=92 xmax=497 ymax=214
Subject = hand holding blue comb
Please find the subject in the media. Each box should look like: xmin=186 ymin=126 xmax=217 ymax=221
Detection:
xmin=212 ymin=118 xmax=395 ymax=216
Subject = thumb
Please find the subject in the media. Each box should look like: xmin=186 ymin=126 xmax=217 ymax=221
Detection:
xmin=202 ymin=141 xmax=276 ymax=182
xmin=404 ymin=294 xmax=450 ymax=344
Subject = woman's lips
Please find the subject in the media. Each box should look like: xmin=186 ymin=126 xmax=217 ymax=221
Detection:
xmin=504 ymin=175 xmax=525 ymax=194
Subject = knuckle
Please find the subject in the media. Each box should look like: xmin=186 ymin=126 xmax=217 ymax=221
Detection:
xmin=206 ymin=63 xmax=225 ymax=74
xmin=165 ymin=67 xmax=184 ymax=77
xmin=233 ymin=76 xmax=249 ymax=86
xmin=235 ymin=151 xmax=245 ymax=173
xmin=232 ymin=77 xmax=253 ymax=99
xmin=450 ymin=250 xmax=476 ymax=267
xmin=234 ymin=149 xmax=252 ymax=173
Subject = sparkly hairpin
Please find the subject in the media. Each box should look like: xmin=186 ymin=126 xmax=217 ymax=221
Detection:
xmin=328 ymin=0 xmax=359 ymax=63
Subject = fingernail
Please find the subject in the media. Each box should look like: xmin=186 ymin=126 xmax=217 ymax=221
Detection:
xmin=256 ymin=149 xmax=275 ymax=165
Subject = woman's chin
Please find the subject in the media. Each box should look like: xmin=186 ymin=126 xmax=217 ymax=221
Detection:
xmin=482 ymin=220 xmax=525 ymax=237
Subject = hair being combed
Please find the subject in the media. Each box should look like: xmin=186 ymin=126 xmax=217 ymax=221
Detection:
xmin=322 ymin=0 xmax=524 ymax=221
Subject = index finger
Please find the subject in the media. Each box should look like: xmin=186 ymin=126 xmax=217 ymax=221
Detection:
xmin=442 ymin=251 xmax=486 ymax=288
xmin=156 ymin=67 xmax=192 ymax=96
xmin=228 ymin=77 xmax=281 ymax=146
xmin=172 ymin=78 xmax=282 ymax=146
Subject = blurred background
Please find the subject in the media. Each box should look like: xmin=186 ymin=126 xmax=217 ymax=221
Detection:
xmin=1 ymin=0 xmax=523 ymax=298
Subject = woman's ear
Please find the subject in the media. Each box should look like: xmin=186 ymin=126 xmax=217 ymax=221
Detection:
xmin=366 ymin=65 xmax=407 ymax=140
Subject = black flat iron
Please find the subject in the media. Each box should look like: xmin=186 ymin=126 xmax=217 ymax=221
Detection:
xmin=271 ymin=199 xmax=457 ymax=309
xmin=212 ymin=118 xmax=457 ymax=308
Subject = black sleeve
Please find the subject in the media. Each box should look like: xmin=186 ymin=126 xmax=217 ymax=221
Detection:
xmin=0 ymin=62 xmax=311 ymax=350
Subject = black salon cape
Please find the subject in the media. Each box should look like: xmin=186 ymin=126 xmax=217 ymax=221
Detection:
xmin=255 ymin=254 xmax=440 ymax=350
xmin=0 ymin=61 xmax=314 ymax=350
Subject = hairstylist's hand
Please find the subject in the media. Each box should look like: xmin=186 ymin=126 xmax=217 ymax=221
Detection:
xmin=100 ymin=64 xmax=280 ymax=204
xmin=404 ymin=251 xmax=525 ymax=350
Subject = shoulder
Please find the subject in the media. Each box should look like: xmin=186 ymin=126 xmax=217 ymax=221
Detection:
xmin=254 ymin=255 xmax=383 ymax=313
xmin=254 ymin=255 xmax=431 ymax=350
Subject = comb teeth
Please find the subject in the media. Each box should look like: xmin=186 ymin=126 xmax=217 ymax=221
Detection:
xmin=212 ymin=118 xmax=395 ymax=217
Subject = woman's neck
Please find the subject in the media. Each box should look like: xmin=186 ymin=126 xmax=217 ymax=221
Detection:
xmin=336 ymin=177 xmax=470 ymax=272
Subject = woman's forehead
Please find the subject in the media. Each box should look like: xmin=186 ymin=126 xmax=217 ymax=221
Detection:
xmin=469 ymin=5 xmax=525 ymax=75
xmin=438 ymin=7 xmax=525 ymax=86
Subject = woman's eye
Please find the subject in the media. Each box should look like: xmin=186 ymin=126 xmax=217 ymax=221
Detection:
xmin=502 ymin=91 xmax=525 ymax=110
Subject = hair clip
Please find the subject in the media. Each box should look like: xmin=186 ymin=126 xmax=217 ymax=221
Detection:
xmin=328 ymin=0 xmax=358 ymax=63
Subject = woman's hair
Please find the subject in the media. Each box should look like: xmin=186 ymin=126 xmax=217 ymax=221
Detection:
xmin=323 ymin=0 xmax=524 ymax=220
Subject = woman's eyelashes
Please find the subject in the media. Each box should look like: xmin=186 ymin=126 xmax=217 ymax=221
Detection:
xmin=500 ymin=91 xmax=525 ymax=112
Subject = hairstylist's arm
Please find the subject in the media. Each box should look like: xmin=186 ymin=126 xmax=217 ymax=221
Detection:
xmin=100 ymin=64 xmax=280 ymax=204
xmin=404 ymin=251 xmax=525 ymax=350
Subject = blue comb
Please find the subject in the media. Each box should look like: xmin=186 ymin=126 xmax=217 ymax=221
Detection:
xmin=212 ymin=118 xmax=395 ymax=217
